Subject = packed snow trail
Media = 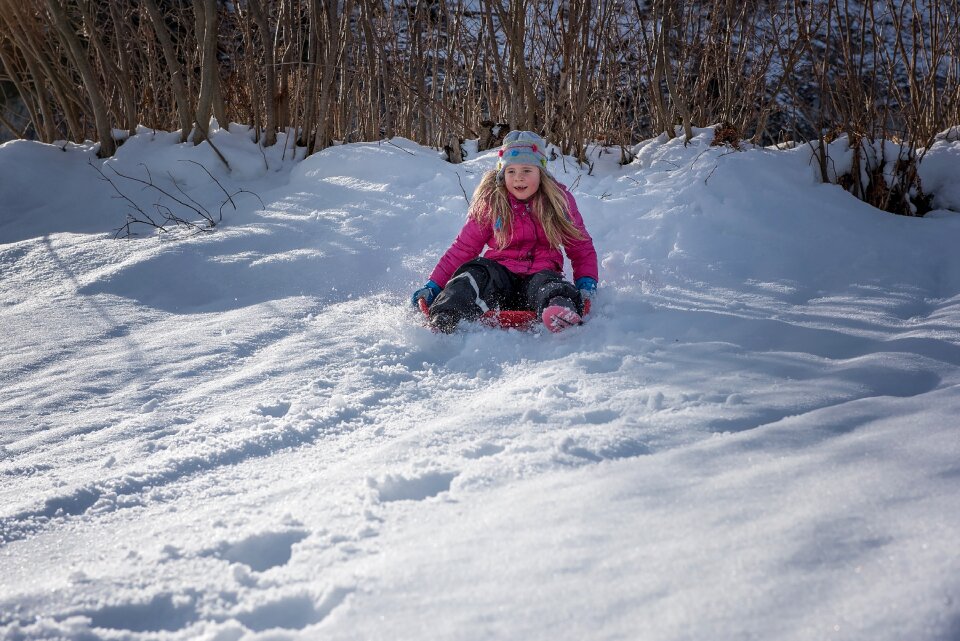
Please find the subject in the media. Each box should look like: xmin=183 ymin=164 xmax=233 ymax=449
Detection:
xmin=1 ymin=127 xmax=960 ymax=640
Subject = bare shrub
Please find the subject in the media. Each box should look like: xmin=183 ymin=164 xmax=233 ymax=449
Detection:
xmin=0 ymin=0 xmax=957 ymax=215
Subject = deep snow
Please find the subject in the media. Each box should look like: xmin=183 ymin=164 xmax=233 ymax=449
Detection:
xmin=1 ymin=124 xmax=959 ymax=641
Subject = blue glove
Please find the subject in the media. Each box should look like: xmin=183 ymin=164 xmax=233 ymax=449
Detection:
xmin=575 ymin=277 xmax=598 ymax=299
xmin=411 ymin=280 xmax=442 ymax=308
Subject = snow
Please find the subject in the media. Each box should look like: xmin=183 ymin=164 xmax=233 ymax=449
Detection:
xmin=2 ymin=123 xmax=960 ymax=640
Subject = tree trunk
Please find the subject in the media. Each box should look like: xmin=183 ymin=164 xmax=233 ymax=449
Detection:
xmin=192 ymin=0 xmax=218 ymax=145
xmin=247 ymin=0 xmax=277 ymax=147
xmin=656 ymin=0 xmax=693 ymax=142
xmin=44 ymin=0 xmax=115 ymax=156
xmin=2 ymin=0 xmax=82 ymax=141
xmin=300 ymin=5 xmax=320 ymax=150
xmin=312 ymin=0 xmax=344 ymax=151
xmin=142 ymin=0 xmax=193 ymax=142
xmin=82 ymin=1 xmax=137 ymax=137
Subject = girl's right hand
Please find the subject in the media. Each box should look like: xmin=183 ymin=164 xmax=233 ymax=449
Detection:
xmin=411 ymin=280 xmax=442 ymax=308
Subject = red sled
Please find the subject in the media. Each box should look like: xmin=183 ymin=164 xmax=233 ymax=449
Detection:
xmin=419 ymin=297 xmax=590 ymax=330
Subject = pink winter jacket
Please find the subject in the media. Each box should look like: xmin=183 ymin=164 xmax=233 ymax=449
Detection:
xmin=428 ymin=186 xmax=599 ymax=288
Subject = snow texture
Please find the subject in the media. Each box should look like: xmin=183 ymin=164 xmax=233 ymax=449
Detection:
xmin=2 ymin=124 xmax=960 ymax=640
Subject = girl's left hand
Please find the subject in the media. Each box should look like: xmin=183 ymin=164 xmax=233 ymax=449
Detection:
xmin=575 ymin=277 xmax=597 ymax=298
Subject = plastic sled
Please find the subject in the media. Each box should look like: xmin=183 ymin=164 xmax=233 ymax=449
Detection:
xmin=419 ymin=297 xmax=590 ymax=331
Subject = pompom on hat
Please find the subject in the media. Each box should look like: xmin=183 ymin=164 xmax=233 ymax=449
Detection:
xmin=496 ymin=130 xmax=550 ymax=180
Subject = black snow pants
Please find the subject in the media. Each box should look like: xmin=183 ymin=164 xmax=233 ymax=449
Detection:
xmin=428 ymin=257 xmax=582 ymax=332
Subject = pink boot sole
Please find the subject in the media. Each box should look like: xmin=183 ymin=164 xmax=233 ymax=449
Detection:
xmin=542 ymin=305 xmax=582 ymax=333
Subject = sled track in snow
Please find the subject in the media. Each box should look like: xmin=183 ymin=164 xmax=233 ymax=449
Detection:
xmin=0 ymin=405 xmax=367 ymax=546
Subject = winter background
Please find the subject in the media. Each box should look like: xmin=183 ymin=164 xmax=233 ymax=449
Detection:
xmin=1 ymin=124 xmax=959 ymax=640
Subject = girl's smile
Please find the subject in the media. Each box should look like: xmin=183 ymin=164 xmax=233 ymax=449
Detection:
xmin=503 ymin=164 xmax=541 ymax=201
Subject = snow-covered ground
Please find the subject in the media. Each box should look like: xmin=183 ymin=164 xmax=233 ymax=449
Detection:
xmin=2 ymin=125 xmax=959 ymax=641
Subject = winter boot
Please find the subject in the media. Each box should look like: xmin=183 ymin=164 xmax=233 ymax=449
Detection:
xmin=541 ymin=297 xmax=582 ymax=333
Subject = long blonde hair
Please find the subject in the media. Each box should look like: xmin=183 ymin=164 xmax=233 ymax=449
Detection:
xmin=468 ymin=168 xmax=584 ymax=250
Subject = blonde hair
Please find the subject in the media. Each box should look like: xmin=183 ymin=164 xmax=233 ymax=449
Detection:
xmin=468 ymin=169 xmax=584 ymax=250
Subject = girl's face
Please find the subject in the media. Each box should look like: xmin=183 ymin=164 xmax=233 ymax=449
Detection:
xmin=503 ymin=164 xmax=541 ymax=200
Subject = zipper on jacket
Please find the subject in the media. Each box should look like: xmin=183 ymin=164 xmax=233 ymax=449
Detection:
xmin=524 ymin=202 xmax=538 ymax=267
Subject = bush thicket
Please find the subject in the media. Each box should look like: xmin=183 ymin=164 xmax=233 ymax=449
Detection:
xmin=1 ymin=0 xmax=958 ymax=214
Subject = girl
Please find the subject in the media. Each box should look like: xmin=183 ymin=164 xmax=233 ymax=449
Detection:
xmin=412 ymin=130 xmax=598 ymax=333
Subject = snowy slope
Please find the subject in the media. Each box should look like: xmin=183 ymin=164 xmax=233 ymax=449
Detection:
xmin=1 ymin=125 xmax=959 ymax=641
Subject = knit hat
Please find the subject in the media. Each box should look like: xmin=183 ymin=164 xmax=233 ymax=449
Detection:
xmin=496 ymin=130 xmax=549 ymax=179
